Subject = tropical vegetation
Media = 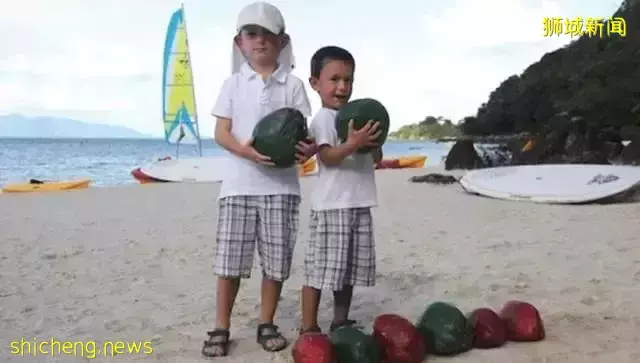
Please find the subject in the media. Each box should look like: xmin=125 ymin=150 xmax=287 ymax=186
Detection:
xmin=392 ymin=0 xmax=638 ymax=140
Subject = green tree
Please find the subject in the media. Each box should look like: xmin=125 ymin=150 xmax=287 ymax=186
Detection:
xmin=389 ymin=116 xmax=461 ymax=140
xmin=461 ymin=1 xmax=640 ymax=135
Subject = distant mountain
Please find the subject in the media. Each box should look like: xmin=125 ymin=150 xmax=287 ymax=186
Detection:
xmin=0 ymin=114 xmax=153 ymax=139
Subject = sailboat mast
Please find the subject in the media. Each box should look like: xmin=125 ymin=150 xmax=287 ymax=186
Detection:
xmin=180 ymin=2 xmax=202 ymax=157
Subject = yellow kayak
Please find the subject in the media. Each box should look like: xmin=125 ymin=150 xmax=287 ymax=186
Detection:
xmin=376 ymin=155 xmax=427 ymax=169
xmin=2 ymin=179 xmax=91 ymax=193
xmin=397 ymin=155 xmax=427 ymax=168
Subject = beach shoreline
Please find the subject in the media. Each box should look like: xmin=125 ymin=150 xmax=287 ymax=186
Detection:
xmin=1 ymin=166 xmax=639 ymax=362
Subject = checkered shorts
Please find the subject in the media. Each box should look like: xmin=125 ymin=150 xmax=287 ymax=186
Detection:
xmin=304 ymin=208 xmax=376 ymax=290
xmin=213 ymin=194 xmax=300 ymax=281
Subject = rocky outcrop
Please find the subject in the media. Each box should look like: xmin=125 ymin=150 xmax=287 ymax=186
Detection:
xmin=511 ymin=116 xmax=634 ymax=165
xmin=443 ymin=113 xmax=640 ymax=169
xmin=618 ymin=140 xmax=640 ymax=165
xmin=444 ymin=139 xmax=485 ymax=170
xmin=444 ymin=139 xmax=512 ymax=170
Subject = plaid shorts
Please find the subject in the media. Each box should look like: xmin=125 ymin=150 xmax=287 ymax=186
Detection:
xmin=304 ymin=208 xmax=376 ymax=290
xmin=213 ymin=194 xmax=300 ymax=281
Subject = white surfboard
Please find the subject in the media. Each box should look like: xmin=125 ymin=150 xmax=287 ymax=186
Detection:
xmin=459 ymin=164 xmax=640 ymax=204
xmin=139 ymin=156 xmax=227 ymax=182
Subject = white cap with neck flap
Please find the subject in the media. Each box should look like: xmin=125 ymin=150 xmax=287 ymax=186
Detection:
xmin=231 ymin=2 xmax=295 ymax=74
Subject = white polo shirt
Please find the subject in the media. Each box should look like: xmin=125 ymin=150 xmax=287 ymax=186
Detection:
xmin=211 ymin=62 xmax=312 ymax=198
xmin=309 ymin=107 xmax=377 ymax=211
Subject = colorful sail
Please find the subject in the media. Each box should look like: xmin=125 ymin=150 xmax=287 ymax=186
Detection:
xmin=162 ymin=7 xmax=200 ymax=145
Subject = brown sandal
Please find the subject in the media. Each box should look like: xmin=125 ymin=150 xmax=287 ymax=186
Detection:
xmin=202 ymin=329 xmax=230 ymax=357
xmin=256 ymin=323 xmax=288 ymax=352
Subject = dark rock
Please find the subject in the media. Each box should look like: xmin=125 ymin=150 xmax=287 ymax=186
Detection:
xmin=505 ymin=138 xmax=528 ymax=157
xmin=512 ymin=119 xmax=618 ymax=165
xmin=445 ymin=139 xmax=484 ymax=170
xmin=602 ymin=127 xmax=623 ymax=144
xmin=544 ymin=112 xmax=571 ymax=133
xmin=543 ymin=128 xmax=569 ymax=160
xmin=595 ymin=127 xmax=624 ymax=162
xmin=511 ymin=137 xmax=545 ymax=165
xmin=410 ymin=173 xmax=458 ymax=184
xmin=457 ymin=119 xmax=629 ymax=167
xmin=620 ymin=125 xmax=640 ymax=141
xmin=603 ymin=141 xmax=625 ymax=162
xmin=513 ymin=133 xmax=564 ymax=165
xmin=618 ymin=141 xmax=640 ymax=165
xmin=564 ymin=124 xmax=587 ymax=161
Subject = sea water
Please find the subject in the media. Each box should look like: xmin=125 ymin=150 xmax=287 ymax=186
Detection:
xmin=0 ymin=138 xmax=452 ymax=186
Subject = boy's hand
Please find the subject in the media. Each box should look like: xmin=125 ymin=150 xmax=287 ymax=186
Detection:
xmin=346 ymin=119 xmax=381 ymax=149
xmin=240 ymin=138 xmax=275 ymax=166
xmin=295 ymin=138 xmax=318 ymax=164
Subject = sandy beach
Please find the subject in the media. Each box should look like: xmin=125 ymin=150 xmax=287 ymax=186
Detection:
xmin=1 ymin=166 xmax=640 ymax=362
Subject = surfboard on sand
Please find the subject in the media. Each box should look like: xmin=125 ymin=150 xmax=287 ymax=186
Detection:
xmin=459 ymin=164 xmax=640 ymax=204
xmin=139 ymin=156 xmax=227 ymax=183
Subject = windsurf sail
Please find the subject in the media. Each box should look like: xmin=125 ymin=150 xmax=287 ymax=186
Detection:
xmin=162 ymin=4 xmax=202 ymax=156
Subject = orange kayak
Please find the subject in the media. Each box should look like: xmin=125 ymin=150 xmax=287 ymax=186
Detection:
xmin=376 ymin=155 xmax=427 ymax=169
xmin=298 ymin=155 xmax=426 ymax=175
xmin=298 ymin=158 xmax=316 ymax=176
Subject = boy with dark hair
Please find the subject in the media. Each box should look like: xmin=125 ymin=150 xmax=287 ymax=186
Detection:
xmin=300 ymin=45 xmax=382 ymax=334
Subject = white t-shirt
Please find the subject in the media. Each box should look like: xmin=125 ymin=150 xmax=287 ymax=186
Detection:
xmin=211 ymin=62 xmax=312 ymax=198
xmin=309 ymin=107 xmax=377 ymax=211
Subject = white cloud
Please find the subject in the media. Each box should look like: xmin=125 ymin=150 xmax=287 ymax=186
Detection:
xmin=422 ymin=0 xmax=568 ymax=48
xmin=412 ymin=0 xmax=625 ymax=121
xmin=0 ymin=0 xmax=625 ymax=135
xmin=0 ymin=0 xmax=228 ymax=135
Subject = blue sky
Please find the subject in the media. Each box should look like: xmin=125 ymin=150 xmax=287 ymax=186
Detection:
xmin=0 ymin=0 xmax=622 ymax=136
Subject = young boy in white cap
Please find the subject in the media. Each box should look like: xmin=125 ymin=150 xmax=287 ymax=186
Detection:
xmin=202 ymin=1 xmax=316 ymax=357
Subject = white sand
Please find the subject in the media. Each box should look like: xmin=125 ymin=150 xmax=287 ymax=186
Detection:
xmin=1 ymin=166 xmax=640 ymax=362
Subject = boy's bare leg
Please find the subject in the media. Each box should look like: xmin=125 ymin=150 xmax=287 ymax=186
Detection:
xmin=258 ymin=278 xmax=288 ymax=351
xmin=301 ymin=285 xmax=322 ymax=331
xmin=202 ymin=277 xmax=240 ymax=357
xmin=332 ymin=285 xmax=354 ymax=325
xmin=259 ymin=278 xmax=283 ymax=323
xmin=216 ymin=277 xmax=241 ymax=328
